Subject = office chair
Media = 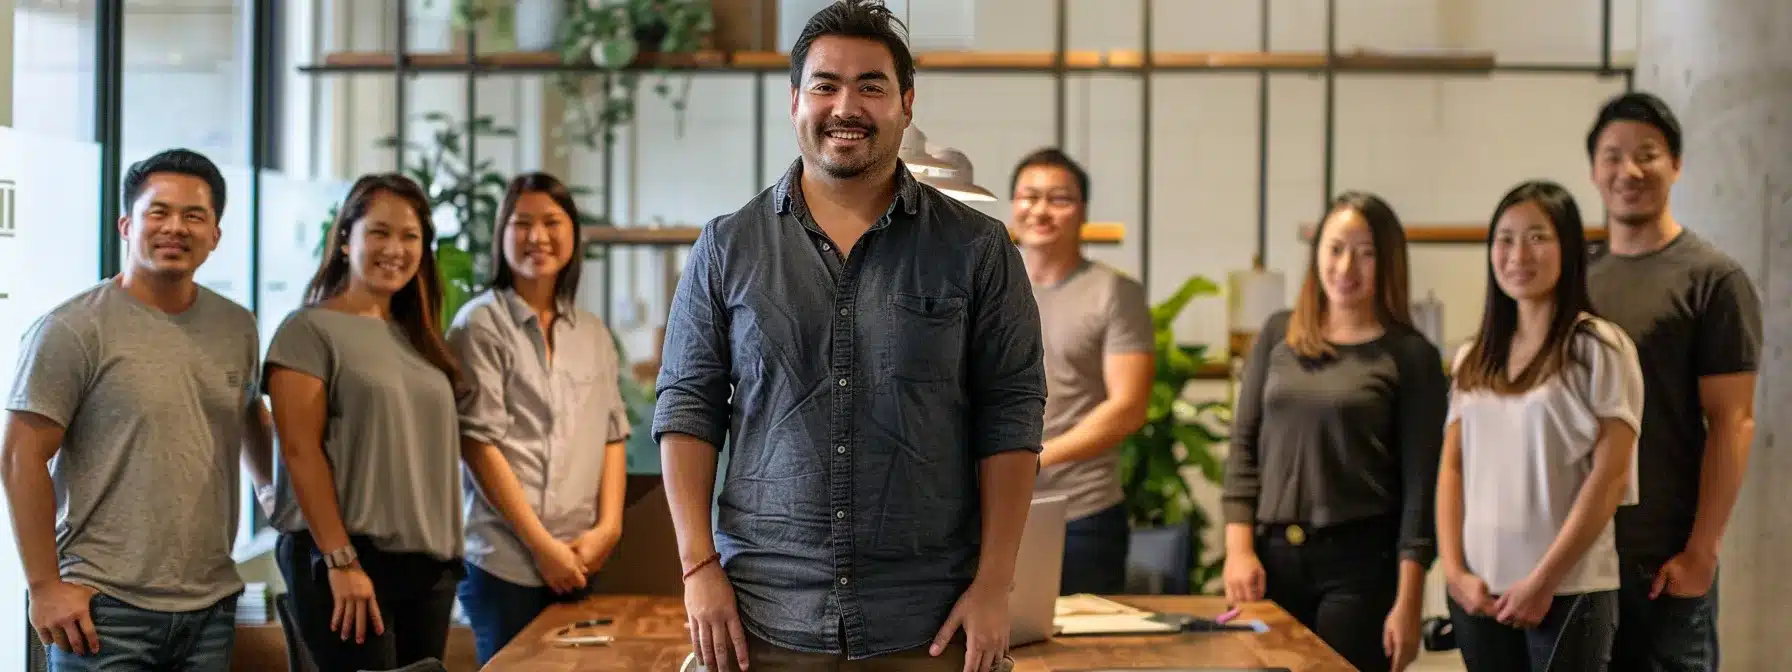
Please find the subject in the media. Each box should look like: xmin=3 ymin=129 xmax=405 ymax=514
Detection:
xmin=1125 ymin=522 xmax=1194 ymax=595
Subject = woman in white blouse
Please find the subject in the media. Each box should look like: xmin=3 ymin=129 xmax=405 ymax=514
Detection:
xmin=1436 ymin=180 xmax=1644 ymax=672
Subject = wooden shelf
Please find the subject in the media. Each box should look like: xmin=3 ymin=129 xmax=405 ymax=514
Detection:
xmin=585 ymin=221 xmax=1127 ymax=247
xmin=1009 ymin=221 xmax=1126 ymax=245
xmin=583 ymin=225 xmax=704 ymax=246
xmin=1193 ymin=361 xmax=1231 ymax=381
xmin=1298 ymin=223 xmax=1609 ymax=244
xmin=303 ymin=48 xmax=1538 ymax=75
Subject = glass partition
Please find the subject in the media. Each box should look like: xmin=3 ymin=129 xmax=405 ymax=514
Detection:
xmin=0 ymin=126 xmax=105 ymax=662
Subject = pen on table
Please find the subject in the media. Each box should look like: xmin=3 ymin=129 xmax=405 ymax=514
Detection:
xmin=1216 ymin=605 xmax=1242 ymax=624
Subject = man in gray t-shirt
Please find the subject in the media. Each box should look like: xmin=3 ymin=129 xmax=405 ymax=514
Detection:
xmin=1007 ymin=149 xmax=1156 ymax=595
xmin=1 ymin=149 xmax=274 ymax=671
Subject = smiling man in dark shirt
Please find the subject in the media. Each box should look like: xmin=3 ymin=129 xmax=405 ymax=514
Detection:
xmin=651 ymin=2 xmax=1046 ymax=671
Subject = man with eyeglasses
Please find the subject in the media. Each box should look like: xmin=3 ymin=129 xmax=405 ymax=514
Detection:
xmin=1007 ymin=148 xmax=1155 ymax=595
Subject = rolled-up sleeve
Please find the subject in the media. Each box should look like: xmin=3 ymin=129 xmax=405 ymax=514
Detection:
xmin=448 ymin=315 xmax=512 ymax=446
xmin=652 ymin=223 xmax=733 ymax=448
xmin=966 ymin=230 xmax=1047 ymax=459
xmin=600 ymin=331 xmax=633 ymax=444
xmin=1395 ymin=338 xmax=1448 ymax=567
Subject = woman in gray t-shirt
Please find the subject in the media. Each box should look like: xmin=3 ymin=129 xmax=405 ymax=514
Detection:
xmin=263 ymin=173 xmax=467 ymax=671
xmin=1438 ymin=181 xmax=1644 ymax=672
xmin=449 ymin=172 xmax=633 ymax=665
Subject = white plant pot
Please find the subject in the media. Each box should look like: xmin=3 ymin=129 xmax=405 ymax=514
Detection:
xmin=513 ymin=0 xmax=566 ymax=51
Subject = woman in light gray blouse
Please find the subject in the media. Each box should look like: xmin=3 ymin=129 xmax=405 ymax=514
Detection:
xmin=1437 ymin=180 xmax=1644 ymax=672
xmin=448 ymin=172 xmax=632 ymax=665
xmin=263 ymin=173 xmax=467 ymax=671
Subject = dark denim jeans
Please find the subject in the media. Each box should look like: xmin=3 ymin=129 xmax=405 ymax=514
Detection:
xmin=457 ymin=561 xmax=596 ymax=665
xmin=45 ymin=592 xmax=238 ymax=672
xmin=1059 ymin=503 xmax=1130 ymax=595
xmin=1612 ymin=560 xmax=1719 ymax=672
xmin=1449 ymin=590 xmax=1619 ymax=672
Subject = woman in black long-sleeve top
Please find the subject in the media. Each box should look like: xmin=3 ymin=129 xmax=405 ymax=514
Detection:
xmin=1221 ymin=191 xmax=1449 ymax=672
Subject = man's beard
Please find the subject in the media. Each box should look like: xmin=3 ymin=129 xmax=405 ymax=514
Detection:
xmin=1608 ymin=203 xmax=1663 ymax=227
xmin=819 ymin=152 xmax=877 ymax=179
xmin=809 ymin=123 xmax=886 ymax=179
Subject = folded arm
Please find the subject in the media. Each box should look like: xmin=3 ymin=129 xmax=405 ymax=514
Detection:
xmin=1038 ymin=352 xmax=1153 ymax=469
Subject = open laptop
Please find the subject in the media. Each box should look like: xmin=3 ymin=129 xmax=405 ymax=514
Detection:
xmin=1008 ymin=494 xmax=1070 ymax=646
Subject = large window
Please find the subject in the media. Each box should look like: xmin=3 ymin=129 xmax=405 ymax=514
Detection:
xmin=4 ymin=0 xmax=106 ymax=657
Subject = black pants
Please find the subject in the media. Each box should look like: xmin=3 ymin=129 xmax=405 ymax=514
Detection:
xmin=1450 ymin=590 xmax=1618 ymax=672
xmin=1257 ymin=516 xmax=1400 ymax=672
xmin=1060 ymin=503 xmax=1130 ymax=595
xmin=276 ymin=531 xmax=463 ymax=671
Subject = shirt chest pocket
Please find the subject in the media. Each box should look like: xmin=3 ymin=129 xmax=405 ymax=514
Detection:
xmin=882 ymin=293 xmax=968 ymax=383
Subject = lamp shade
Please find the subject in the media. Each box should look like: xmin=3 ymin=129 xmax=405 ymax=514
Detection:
xmin=1226 ymin=266 xmax=1286 ymax=357
xmin=897 ymin=125 xmax=951 ymax=171
xmin=915 ymin=146 xmax=997 ymax=202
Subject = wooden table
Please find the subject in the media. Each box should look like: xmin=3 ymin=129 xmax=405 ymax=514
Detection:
xmin=483 ymin=595 xmax=1355 ymax=671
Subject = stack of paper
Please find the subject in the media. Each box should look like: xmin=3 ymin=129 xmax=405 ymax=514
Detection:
xmin=1053 ymin=594 xmax=1182 ymax=636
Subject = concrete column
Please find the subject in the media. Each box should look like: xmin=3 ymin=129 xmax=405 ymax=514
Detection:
xmin=1636 ymin=1 xmax=1792 ymax=670
xmin=0 ymin=0 xmax=14 ymax=127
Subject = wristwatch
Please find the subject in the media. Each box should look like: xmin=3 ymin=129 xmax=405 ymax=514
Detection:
xmin=321 ymin=544 xmax=358 ymax=569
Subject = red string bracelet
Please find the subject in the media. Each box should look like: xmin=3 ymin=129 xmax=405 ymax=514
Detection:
xmin=682 ymin=552 xmax=722 ymax=581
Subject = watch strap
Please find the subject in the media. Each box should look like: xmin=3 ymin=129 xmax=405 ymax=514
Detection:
xmin=322 ymin=544 xmax=358 ymax=569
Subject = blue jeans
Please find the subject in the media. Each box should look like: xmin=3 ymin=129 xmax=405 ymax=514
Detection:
xmin=46 ymin=592 xmax=238 ymax=672
xmin=1060 ymin=503 xmax=1130 ymax=595
xmin=1612 ymin=560 xmax=1720 ymax=671
xmin=457 ymin=561 xmax=595 ymax=665
xmin=1450 ymin=590 xmax=1619 ymax=672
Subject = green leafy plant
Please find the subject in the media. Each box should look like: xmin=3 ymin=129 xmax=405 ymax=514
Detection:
xmin=1118 ymin=274 xmax=1233 ymax=594
xmin=555 ymin=0 xmax=716 ymax=148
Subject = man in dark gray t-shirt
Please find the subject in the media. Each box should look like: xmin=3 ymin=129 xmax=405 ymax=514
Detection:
xmin=2 ymin=149 xmax=275 ymax=672
xmin=1584 ymin=92 xmax=1762 ymax=672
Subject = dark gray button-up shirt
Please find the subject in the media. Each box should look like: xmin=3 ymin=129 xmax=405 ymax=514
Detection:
xmin=652 ymin=159 xmax=1047 ymax=659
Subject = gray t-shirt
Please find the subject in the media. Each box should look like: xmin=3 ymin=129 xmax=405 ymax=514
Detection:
xmin=263 ymin=307 xmax=463 ymax=561
xmin=1448 ymin=317 xmax=1645 ymax=595
xmin=1032 ymin=261 xmax=1155 ymax=521
xmin=1587 ymin=230 xmax=1764 ymax=565
xmin=5 ymin=280 xmax=258 ymax=612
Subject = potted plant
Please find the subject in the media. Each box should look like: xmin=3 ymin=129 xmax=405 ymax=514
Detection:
xmin=556 ymin=0 xmax=717 ymax=148
xmin=1118 ymin=274 xmax=1232 ymax=595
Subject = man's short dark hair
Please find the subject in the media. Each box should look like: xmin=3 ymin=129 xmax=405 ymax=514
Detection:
xmin=1009 ymin=147 xmax=1091 ymax=203
xmin=789 ymin=0 xmax=915 ymax=94
xmin=1586 ymin=91 xmax=1682 ymax=160
xmin=122 ymin=148 xmax=228 ymax=220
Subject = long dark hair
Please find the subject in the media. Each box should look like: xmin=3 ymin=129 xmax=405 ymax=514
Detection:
xmin=489 ymin=172 xmax=585 ymax=307
xmin=1454 ymin=180 xmax=1603 ymax=394
xmin=305 ymin=172 xmax=462 ymax=392
xmin=1285 ymin=191 xmax=1414 ymax=360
